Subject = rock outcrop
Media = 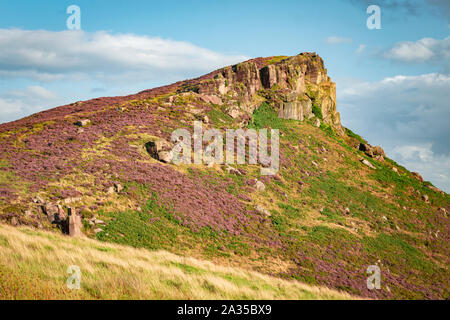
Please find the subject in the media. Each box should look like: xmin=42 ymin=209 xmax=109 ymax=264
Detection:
xmin=180 ymin=53 xmax=344 ymax=134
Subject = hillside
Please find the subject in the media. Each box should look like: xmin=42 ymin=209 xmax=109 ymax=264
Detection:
xmin=0 ymin=53 xmax=448 ymax=299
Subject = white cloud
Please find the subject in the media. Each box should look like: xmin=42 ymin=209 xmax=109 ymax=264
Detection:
xmin=382 ymin=36 xmax=450 ymax=70
xmin=0 ymin=29 xmax=249 ymax=83
xmin=356 ymin=44 xmax=366 ymax=54
xmin=0 ymin=98 xmax=23 ymax=116
xmin=338 ymin=73 xmax=450 ymax=192
xmin=325 ymin=36 xmax=353 ymax=45
xmin=0 ymin=86 xmax=61 ymax=120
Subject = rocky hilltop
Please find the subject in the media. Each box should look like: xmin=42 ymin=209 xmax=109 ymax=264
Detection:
xmin=192 ymin=53 xmax=342 ymax=133
xmin=0 ymin=53 xmax=448 ymax=300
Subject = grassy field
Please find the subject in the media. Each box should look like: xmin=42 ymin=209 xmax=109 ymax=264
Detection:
xmin=0 ymin=223 xmax=354 ymax=300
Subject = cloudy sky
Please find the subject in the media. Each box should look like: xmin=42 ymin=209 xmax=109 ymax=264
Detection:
xmin=0 ymin=0 xmax=449 ymax=191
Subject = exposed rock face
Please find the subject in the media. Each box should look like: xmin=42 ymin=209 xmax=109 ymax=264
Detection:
xmin=412 ymin=172 xmax=424 ymax=182
xmin=191 ymin=53 xmax=343 ymax=134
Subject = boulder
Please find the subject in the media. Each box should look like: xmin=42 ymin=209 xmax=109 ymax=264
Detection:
xmin=422 ymin=194 xmax=429 ymax=203
xmin=145 ymin=139 xmax=173 ymax=163
xmin=359 ymin=143 xmax=385 ymax=159
xmin=32 ymin=196 xmax=44 ymax=204
xmin=255 ymin=205 xmax=271 ymax=217
xmin=10 ymin=216 xmax=18 ymax=226
xmin=227 ymin=108 xmax=241 ymax=119
xmin=75 ymin=119 xmax=91 ymax=127
xmin=255 ymin=180 xmax=266 ymax=191
xmin=68 ymin=212 xmax=83 ymax=237
xmin=42 ymin=203 xmax=59 ymax=223
xmin=361 ymin=159 xmax=376 ymax=169
xmin=107 ymin=186 xmax=115 ymax=195
xmin=114 ymin=183 xmax=124 ymax=193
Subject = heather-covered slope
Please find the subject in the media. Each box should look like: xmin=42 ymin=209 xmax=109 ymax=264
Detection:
xmin=0 ymin=53 xmax=448 ymax=299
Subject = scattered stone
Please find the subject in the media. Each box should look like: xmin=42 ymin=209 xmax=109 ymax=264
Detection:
xmin=94 ymin=219 xmax=105 ymax=225
xmin=392 ymin=167 xmax=398 ymax=173
xmin=114 ymin=183 xmax=123 ymax=193
xmin=33 ymin=196 xmax=44 ymax=204
xmin=422 ymin=194 xmax=429 ymax=203
xmin=107 ymin=186 xmax=115 ymax=195
xmin=225 ymin=165 xmax=241 ymax=175
xmin=255 ymin=205 xmax=271 ymax=217
xmin=361 ymin=159 xmax=376 ymax=169
xmin=311 ymin=161 xmax=318 ymax=168
xmin=94 ymin=228 xmax=103 ymax=234
xmin=438 ymin=207 xmax=446 ymax=214
xmin=314 ymin=118 xmax=321 ymax=128
xmin=75 ymin=119 xmax=91 ymax=127
xmin=76 ymin=128 xmax=85 ymax=134
xmin=255 ymin=180 xmax=266 ymax=191
xmin=10 ymin=216 xmax=18 ymax=226
xmin=201 ymin=115 xmax=210 ymax=124
xmin=344 ymin=207 xmax=351 ymax=215
xmin=382 ymin=216 xmax=388 ymax=221
xmin=227 ymin=108 xmax=240 ymax=119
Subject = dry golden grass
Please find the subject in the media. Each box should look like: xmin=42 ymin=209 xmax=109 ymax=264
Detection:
xmin=0 ymin=223 xmax=356 ymax=300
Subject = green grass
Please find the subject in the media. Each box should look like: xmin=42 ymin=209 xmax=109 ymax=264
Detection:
xmin=345 ymin=127 xmax=367 ymax=144
xmin=312 ymin=104 xmax=323 ymax=120
xmin=249 ymin=102 xmax=286 ymax=131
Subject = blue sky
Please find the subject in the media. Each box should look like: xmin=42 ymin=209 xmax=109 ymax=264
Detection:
xmin=0 ymin=0 xmax=449 ymax=191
